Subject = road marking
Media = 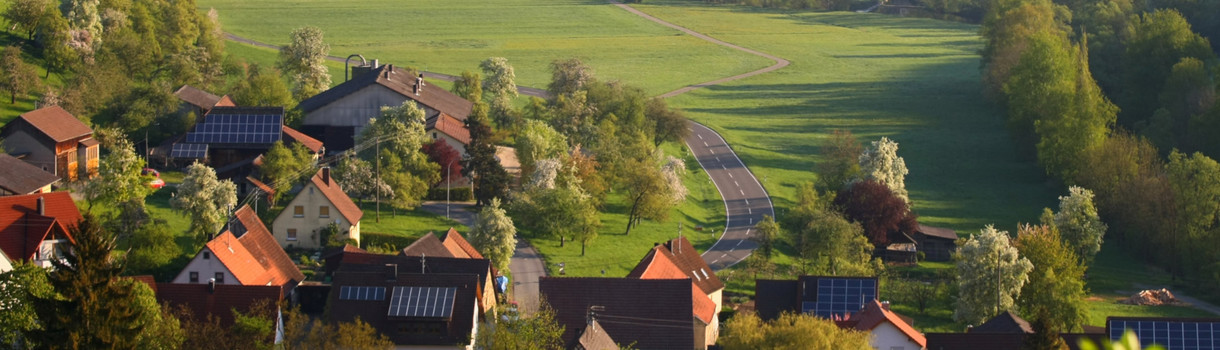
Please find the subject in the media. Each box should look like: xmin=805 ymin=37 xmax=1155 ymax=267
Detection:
xmin=721 ymin=253 xmax=729 ymax=258
xmin=734 ymin=180 xmax=740 ymax=187
xmin=750 ymin=218 xmax=754 ymax=225
xmin=748 ymin=208 xmax=752 ymax=214
xmin=703 ymin=141 xmax=708 ymax=147
xmin=744 ymin=199 xmax=749 ymax=205
xmin=697 ymin=134 xmax=704 ymax=140
xmin=722 ymin=165 xmax=727 ymax=170
xmin=745 ymin=228 xmax=751 ymax=236
xmin=739 ymin=189 xmax=745 ymax=195
xmin=735 ymin=241 xmax=743 ymax=247
xmin=728 ymin=173 xmax=733 ymax=178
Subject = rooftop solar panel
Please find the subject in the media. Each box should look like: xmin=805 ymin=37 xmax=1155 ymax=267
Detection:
xmin=186 ymin=113 xmax=283 ymax=145
xmin=800 ymin=277 xmax=878 ymax=318
xmin=1109 ymin=319 xmax=1220 ymax=350
xmin=339 ymin=286 xmax=386 ymax=301
xmin=388 ymin=286 xmax=456 ymax=318
xmin=170 ymin=143 xmax=208 ymax=159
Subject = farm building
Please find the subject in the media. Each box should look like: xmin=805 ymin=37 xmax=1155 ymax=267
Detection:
xmin=1 ymin=106 xmax=99 ymax=182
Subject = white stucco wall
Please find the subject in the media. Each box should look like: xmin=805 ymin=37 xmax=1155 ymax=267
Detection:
xmin=271 ymin=182 xmax=358 ymax=249
xmin=172 ymin=247 xmax=236 ymax=284
xmin=869 ymin=322 xmax=922 ymax=350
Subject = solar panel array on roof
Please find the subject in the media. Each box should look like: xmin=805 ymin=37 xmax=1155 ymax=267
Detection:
xmin=801 ymin=278 xmax=878 ymax=318
xmin=186 ymin=113 xmax=282 ymax=144
xmin=339 ymin=286 xmax=386 ymax=301
xmin=388 ymin=287 xmax=456 ymax=318
xmin=170 ymin=143 xmax=208 ymax=158
xmin=1109 ymin=319 xmax=1219 ymax=350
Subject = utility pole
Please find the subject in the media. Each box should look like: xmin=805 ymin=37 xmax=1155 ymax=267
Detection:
xmin=446 ymin=159 xmax=454 ymax=219
xmin=376 ymin=136 xmax=381 ymax=223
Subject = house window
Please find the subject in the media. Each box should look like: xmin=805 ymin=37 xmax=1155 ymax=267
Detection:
xmin=431 ymin=132 xmax=437 ymax=139
xmin=293 ymin=206 xmax=304 ymax=218
xmin=215 ymin=272 xmax=224 ymax=284
xmin=287 ymin=229 xmax=297 ymax=241
xmin=203 ymin=251 xmax=211 ymax=259
xmin=189 ymin=272 xmax=199 ymax=283
xmin=319 ymin=206 xmax=330 ymax=218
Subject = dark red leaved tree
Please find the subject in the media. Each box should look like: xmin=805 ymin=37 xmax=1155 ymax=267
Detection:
xmin=422 ymin=140 xmax=464 ymax=185
xmin=833 ymin=180 xmax=919 ymax=249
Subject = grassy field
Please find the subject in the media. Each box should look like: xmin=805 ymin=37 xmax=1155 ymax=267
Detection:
xmin=196 ymin=0 xmax=770 ymax=95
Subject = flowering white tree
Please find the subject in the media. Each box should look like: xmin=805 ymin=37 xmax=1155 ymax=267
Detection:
xmin=479 ymin=57 xmax=519 ymax=128
xmin=1053 ymin=186 xmax=1107 ymax=266
xmin=954 ymin=225 xmax=1033 ymax=325
xmin=856 ymin=137 xmax=909 ymax=202
xmin=171 ymin=162 xmax=237 ymax=242
xmin=469 ymin=198 xmax=517 ymax=273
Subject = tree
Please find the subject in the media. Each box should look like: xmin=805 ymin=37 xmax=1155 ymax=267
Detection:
xmin=1051 ymin=186 xmax=1107 ymax=266
xmin=422 ymin=140 xmax=464 ymax=186
xmin=512 ymin=159 xmax=600 ymax=254
xmin=0 ymin=262 xmax=55 ymax=347
xmin=2 ymin=0 xmax=52 ymax=39
xmin=85 ymin=137 xmax=153 ymax=203
xmin=979 ymin=0 xmax=1067 ymax=101
xmin=480 ymin=57 xmax=519 ymax=129
xmin=279 ymin=305 xmax=393 ymax=349
xmin=260 ymin=140 xmax=315 ymax=205
xmin=125 ymin=219 xmax=179 ymax=274
xmin=622 ymin=155 xmax=687 ymax=235
xmin=1121 ymin=9 xmax=1215 ymax=127
xmin=463 ymin=102 xmax=510 ymax=206
xmin=854 ymin=137 xmax=909 ymax=202
xmin=0 ymin=46 xmax=42 ymax=104
xmin=753 ymin=215 xmax=779 ymax=258
xmin=333 ymin=157 xmax=392 ymax=206
xmin=1165 ymin=150 xmax=1220 ymax=282
xmin=63 ymin=0 xmax=102 ymax=49
xmin=451 ymin=70 xmax=482 ymax=102
xmin=647 ymin=98 xmax=689 ymax=147
xmin=469 ymin=198 xmax=517 ymax=273
xmin=37 ymin=9 xmax=77 ymax=78
xmin=784 ymin=182 xmax=878 ymax=276
xmin=28 ymin=213 xmax=180 ymax=348
xmin=816 ymin=129 xmax=862 ymax=191
xmin=1022 ymin=309 xmax=1070 ymax=350
xmin=719 ymin=311 xmax=871 ymax=350
xmin=172 ymin=162 xmax=238 ymax=242
xmin=1015 ymin=224 xmax=1089 ymax=333
xmin=359 ymin=101 xmax=439 ymax=210
xmin=547 ymin=57 xmax=593 ymax=97
xmin=515 ymin=119 xmax=568 ymax=176
xmin=232 ymin=64 xmax=295 ymax=109
xmin=834 ymin=180 xmax=918 ymax=250
xmin=278 ymin=26 xmax=331 ymax=101
xmin=954 ymin=225 xmax=1033 ymax=325
xmin=475 ymin=302 xmax=565 ymax=350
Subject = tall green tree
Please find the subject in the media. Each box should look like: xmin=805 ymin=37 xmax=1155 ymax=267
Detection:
xmin=171 ymin=162 xmax=238 ymax=242
xmin=451 ymin=70 xmax=482 ymax=102
xmin=1165 ymin=150 xmax=1220 ymax=282
xmin=359 ymin=101 xmax=439 ymax=210
xmin=719 ymin=311 xmax=871 ymax=350
xmin=0 ymin=262 xmax=55 ymax=347
xmin=1015 ymin=223 xmax=1089 ymax=333
xmin=515 ymin=119 xmax=568 ymax=177
xmin=511 ymin=159 xmax=600 ymax=254
xmin=278 ymin=26 xmax=331 ymax=101
xmin=1051 ymin=186 xmax=1107 ymax=266
xmin=783 ymin=183 xmax=877 ymax=276
xmin=622 ymin=155 xmax=687 ymax=235
xmin=36 ymin=9 xmax=77 ymax=78
xmin=475 ymin=303 xmax=566 ymax=350
xmin=469 ymin=198 xmax=517 ymax=273
xmin=647 ymin=98 xmax=690 ymax=147
xmin=0 ymin=46 xmax=42 ymax=104
xmin=260 ymin=140 xmax=316 ymax=206
xmin=1122 ymin=9 xmax=1216 ymax=127
xmin=753 ymin=215 xmax=779 ymax=259
xmin=231 ymin=64 xmax=295 ymax=109
xmin=124 ymin=219 xmax=179 ymax=274
xmin=816 ymin=129 xmax=862 ymax=191
xmin=463 ymin=102 xmax=510 ymax=206
xmin=2 ymin=0 xmax=52 ymax=39
xmin=979 ymin=0 xmax=1068 ymax=102
xmin=1033 ymin=35 xmax=1116 ymax=180
xmin=954 ymin=225 xmax=1034 ymax=326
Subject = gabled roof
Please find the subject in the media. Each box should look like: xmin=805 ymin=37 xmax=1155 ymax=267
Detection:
xmin=631 ymin=237 xmax=723 ymax=295
xmin=282 ymin=126 xmax=323 ymax=153
xmin=755 ymin=279 xmax=800 ymax=321
xmin=156 ymin=282 xmax=283 ymax=326
xmin=328 ymin=269 xmax=479 ymax=346
xmin=540 ymin=277 xmax=696 ymax=350
xmin=309 ymin=168 xmax=362 ymax=224
xmin=569 ymin=319 xmax=618 ymax=350
xmin=9 ymin=106 xmax=92 ymax=142
xmin=297 ymin=64 xmax=473 ymax=120
xmin=336 ymin=252 xmax=493 ymax=300
xmin=428 ymin=113 xmax=471 ymax=145
xmin=0 ymin=154 xmax=59 ymax=194
xmin=843 ymin=300 xmax=926 ymax=347
xmin=199 ymin=205 xmax=303 ymax=288
xmin=174 ymin=85 xmax=223 ymax=111
xmin=972 ymin=310 xmax=1034 ymax=334
xmin=918 ymin=224 xmax=959 ymax=240
xmin=401 ymin=232 xmax=455 ymax=258
xmin=0 ymin=192 xmax=81 ymax=260
xmin=441 ymin=228 xmax=483 ymax=259
xmin=627 ymin=246 xmax=716 ymax=324
xmin=925 ymin=333 xmax=1025 ymax=350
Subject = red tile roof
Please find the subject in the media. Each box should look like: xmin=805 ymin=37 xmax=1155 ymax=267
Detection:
xmin=199 ymin=205 xmax=303 ymax=289
xmin=245 ymin=176 xmax=274 ymax=197
xmin=156 ymin=282 xmax=282 ymax=326
xmin=441 ymin=228 xmax=483 ymax=259
xmin=844 ymin=300 xmax=926 ymax=347
xmin=400 ymin=232 xmax=455 ymax=258
xmin=175 ymin=85 xmax=223 ymax=110
xmin=540 ymin=277 xmax=696 ymax=350
xmin=298 ymin=65 xmax=473 ymax=120
xmin=428 ymin=113 xmax=471 ymax=145
xmin=627 ymin=247 xmax=716 ymax=324
xmin=282 ymin=126 xmax=323 ymax=153
xmin=0 ymin=154 xmax=59 ymax=194
xmin=205 ymin=231 xmax=268 ymax=284
xmin=0 ymin=192 xmax=81 ymax=260
xmin=13 ymin=106 xmax=92 ymax=142
xmin=310 ymin=168 xmax=362 ymax=224
xmin=629 ymin=237 xmax=723 ymax=295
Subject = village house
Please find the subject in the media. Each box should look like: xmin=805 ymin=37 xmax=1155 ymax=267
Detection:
xmin=540 ymin=277 xmax=699 ymax=350
xmin=173 ymin=205 xmax=304 ymax=297
xmin=396 ymin=230 xmax=499 ymax=315
xmin=271 ymin=168 xmax=362 ymax=249
xmin=0 ymin=192 xmax=80 ymax=268
xmin=174 ymin=85 xmax=236 ymax=118
xmin=0 ymin=249 xmax=12 ymax=273
xmin=169 ymin=106 xmax=323 ymax=192
xmin=754 ymin=275 xmax=879 ymax=321
xmin=627 ymin=236 xmax=724 ymax=348
xmin=914 ymin=224 xmax=959 ymax=262
xmin=0 ymin=154 xmax=59 ymax=196
xmin=925 ymin=311 xmax=1112 ymax=350
xmin=836 ymin=300 xmax=926 ymax=350
xmin=153 ymin=282 xmax=284 ymax=326
xmin=296 ymin=62 xmax=473 ymax=154
xmin=1 ymin=106 xmax=99 ymax=182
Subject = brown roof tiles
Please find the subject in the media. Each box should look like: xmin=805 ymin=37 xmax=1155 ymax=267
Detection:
xmin=0 ymin=154 xmax=59 ymax=194
xmin=175 ymin=85 xmax=224 ymax=110
xmin=13 ymin=106 xmax=92 ymax=142
xmin=540 ymin=277 xmax=696 ymax=350
xmin=400 ymin=232 xmax=455 ymax=258
xmin=0 ymin=192 xmax=80 ymax=260
xmin=298 ymin=65 xmax=473 ymax=120
xmin=310 ymin=168 xmax=362 ymax=224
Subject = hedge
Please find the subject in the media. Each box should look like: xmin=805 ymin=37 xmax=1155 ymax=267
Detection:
xmin=361 ymin=232 xmax=417 ymax=251
xmin=425 ymin=186 xmax=472 ymax=201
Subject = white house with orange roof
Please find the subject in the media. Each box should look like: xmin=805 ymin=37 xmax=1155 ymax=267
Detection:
xmin=174 ymin=205 xmax=305 ymax=296
xmin=628 ymin=237 xmax=722 ymax=349
xmin=272 ymin=168 xmax=362 ymax=249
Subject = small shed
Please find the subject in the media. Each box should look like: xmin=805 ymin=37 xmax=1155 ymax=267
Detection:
xmin=914 ymin=225 xmax=959 ymax=261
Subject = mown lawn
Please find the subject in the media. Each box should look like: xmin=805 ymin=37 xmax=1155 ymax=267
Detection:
xmin=196 ymin=0 xmax=770 ymax=95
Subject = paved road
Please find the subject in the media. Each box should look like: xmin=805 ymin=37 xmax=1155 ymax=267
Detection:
xmin=613 ymin=1 xmax=781 ymax=270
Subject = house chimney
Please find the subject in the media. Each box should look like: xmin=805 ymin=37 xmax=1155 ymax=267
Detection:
xmin=321 ymin=167 xmax=331 ymax=185
xmin=372 ymin=59 xmax=379 ymax=68
xmin=385 ymin=264 xmax=398 ymax=281
xmin=208 ymin=278 xmax=216 ymax=293
xmin=881 ymin=300 xmax=891 ymax=311
xmin=420 ymin=254 xmax=426 ymax=274
xmin=418 ymin=73 xmax=425 ymax=88
xmin=36 ymin=196 xmax=45 ymax=215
